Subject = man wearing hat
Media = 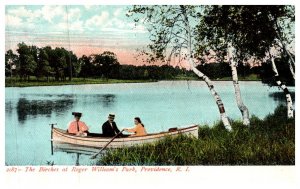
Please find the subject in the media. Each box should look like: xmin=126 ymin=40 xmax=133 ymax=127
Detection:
xmin=102 ymin=113 xmax=122 ymax=137
xmin=67 ymin=112 xmax=89 ymax=136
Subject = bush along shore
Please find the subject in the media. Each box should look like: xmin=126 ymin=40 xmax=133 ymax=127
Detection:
xmin=97 ymin=105 xmax=294 ymax=165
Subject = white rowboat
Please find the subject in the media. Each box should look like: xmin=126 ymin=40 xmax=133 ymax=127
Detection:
xmin=51 ymin=125 xmax=198 ymax=150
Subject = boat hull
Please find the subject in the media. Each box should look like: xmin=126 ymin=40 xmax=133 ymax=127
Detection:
xmin=52 ymin=125 xmax=198 ymax=149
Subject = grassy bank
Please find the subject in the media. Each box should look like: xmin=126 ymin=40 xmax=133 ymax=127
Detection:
xmin=97 ymin=105 xmax=294 ymax=165
xmin=5 ymin=77 xmax=155 ymax=87
xmin=5 ymin=74 xmax=261 ymax=87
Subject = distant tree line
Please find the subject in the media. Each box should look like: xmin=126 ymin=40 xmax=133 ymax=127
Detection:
xmin=197 ymin=58 xmax=294 ymax=86
xmin=5 ymin=42 xmax=294 ymax=86
xmin=5 ymin=42 xmax=195 ymax=81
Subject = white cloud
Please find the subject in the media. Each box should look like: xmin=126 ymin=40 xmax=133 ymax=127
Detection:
xmin=41 ymin=5 xmax=65 ymax=23
xmin=85 ymin=11 xmax=109 ymax=29
xmin=28 ymin=9 xmax=42 ymax=22
xmin=57 ymin=22 xmax=68 ymax=30
xmin=106 ymin=18 xmax=125 ymax=29
xmin=70 ymin=21 xmax=84 ymax=31
xmin=7 ymin=6 xmax=42 ymax=24
xmin=57 ymin=20 xmax=84 ymax=32
xmin=84 ymin=5 xmax=92 ymax=10
xmin=133 ymin=25 xmax=147 ymax=33
xmin=126 ymin=23 xmax=147 ymax=33
xmin=64 ymin=8 xmax=81 ymax=22
xmin=127 ymin=22 xmax=136 ymax=28
xmin=8 ymin=6 xmax=33 ymax=18
xmin=6 ymin=15 xmax=22 ymax=27
xmin=113 ymin=8 xmax=123 ymax=17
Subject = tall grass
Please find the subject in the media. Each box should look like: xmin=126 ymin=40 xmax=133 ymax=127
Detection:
xmin=97 ymin=105 xmax=294 ymax=165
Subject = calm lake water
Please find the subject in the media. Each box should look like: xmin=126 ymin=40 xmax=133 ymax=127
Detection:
xmin=5 ymin=81 xmax=294 ymax=165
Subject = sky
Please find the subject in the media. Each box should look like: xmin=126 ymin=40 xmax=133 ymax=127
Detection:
xmin=5 ymin=5 xmax=156 ymax=66
xmin=4 ymin=4 xmax=295 ymax=68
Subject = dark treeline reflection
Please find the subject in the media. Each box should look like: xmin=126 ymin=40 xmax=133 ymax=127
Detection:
xmin=269 ymin=92 xmax=295 ymax=103
xmin=98 ymin=94 xmax=116 ymax=108
xmin=78 ymin=94 xmax=116 ymax=108
xmin=15 ymin=94 xmax=116 ymax=123
xmin=5 ymin=101 xmax=13 ymax=114
xmin=17 ymin=97 xmax=74 ymax=123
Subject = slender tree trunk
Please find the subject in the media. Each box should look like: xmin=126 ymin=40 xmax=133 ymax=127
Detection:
xmin=228 ymin=45 xmax=250 ymax=126
xmin=287 ymin=59 xmax=295 ymax=80
xmin=270 ymin=52 xmax=294 ymax=118
xmin=272 ymin=16 xmax=295 ymax=80
xmin=276 ymin=37 xmax=295 ymax=80
xmin=181 ymin=6 xmax=232 ymax=131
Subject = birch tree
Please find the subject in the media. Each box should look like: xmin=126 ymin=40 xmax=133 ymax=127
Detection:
xmin=228 ymin=44 xmax=250 ymax=125
xmin=267 ymin=6 xmax=295 ymax=80
xmin=269 ymin=48 xmax=294 ymax=118
xmin=195 ymin=6 xmax=253 ymax=126
xmin=128 ymin=5 xmax=232 ymax=130
xmin=195 ymin=5 xmax=295 ymax=123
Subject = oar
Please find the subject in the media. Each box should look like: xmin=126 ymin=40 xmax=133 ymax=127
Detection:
xmin=50 ymin=123 xmax=57 ymax=155
xmin=90 ymin=129 xmax=124 ymax=159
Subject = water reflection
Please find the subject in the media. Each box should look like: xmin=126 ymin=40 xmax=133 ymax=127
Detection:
xmin=20 ymin=94 xmax=76 ymax=98
xmin=5 ymin=101 xmax=13 ymax=114
xmin=17 ymin=98 xmax=74 ymax=123
xmin=269 ymin=92 xmax=295 ymax=103
xmin=53 ymin=143 xmax=99 ymax=165
xmin=99 ymin=94 xmax=116 ymax=108
xmin=15 ymin=93 xmax=116 ymax=123
xmin=78 ymin=94 xmax=116 ymax=108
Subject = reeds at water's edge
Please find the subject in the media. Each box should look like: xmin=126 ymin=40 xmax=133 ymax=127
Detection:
xmin=97 ymin=105 xmax=295 ymax=165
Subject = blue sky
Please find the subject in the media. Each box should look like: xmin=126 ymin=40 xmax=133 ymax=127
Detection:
xmin=5 ymin=5 xmax=150 ymax=65
xmin=5 ymin=4 xmax=295 ymax=67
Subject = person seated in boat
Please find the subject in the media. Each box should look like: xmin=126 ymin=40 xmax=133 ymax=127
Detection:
xmin=102 ymin=113 xmax=122 ymax=137
xmin=67 ymin=112 xmax=89 ymax=136
xmin=124 ymin=117 xmax=147 ymax=137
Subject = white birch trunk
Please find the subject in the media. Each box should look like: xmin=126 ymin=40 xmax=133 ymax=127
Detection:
xmin=287 ymin=59 xmax=295 ymax=80
xmin=272 ymin=17 xmax=295 ymax=80
xmin=181 ymin=7 xmax=232 ymax=131
xmin=277 ymin=40 xmax=295 ymax=80
xmin=270 ymin=53 xmax=294 ymax=118
xmin=228 ymin=45 xmax=250 ymax=126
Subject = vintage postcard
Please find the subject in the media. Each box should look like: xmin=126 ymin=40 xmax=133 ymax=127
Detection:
xmin=2 ymin=0 xmax=297 ymax=188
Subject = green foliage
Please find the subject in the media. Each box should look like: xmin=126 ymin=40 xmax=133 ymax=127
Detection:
xmin=197 ymin=62 xmax=231 ymax=79
xmin=89 ymin=51 xmax=120 ymax=79
xmin=196 ymin=5 xmax=294 ymax=62
xmin=35 ymin=48 xmax=52 ymax=80
xmin=259 ymin=55 xmax=295 ymax=86
xmin=98 ymin=105 xmax=294 ymax=165
xmin=5 ymin=49 xmax=18 ymax=76
xmin=16 ymin=42 xmax=38 ymax=81
xmin=127 ymin=5 xmax=200 ymax=64
xmin=195 ymin=5 xmax=295 ymax=87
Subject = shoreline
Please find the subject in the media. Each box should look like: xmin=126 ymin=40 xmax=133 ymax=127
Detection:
xmin=5 ymin=78 xmax=157 ymax=88
xmin=5 ymin=77 xmax=262 ymax=88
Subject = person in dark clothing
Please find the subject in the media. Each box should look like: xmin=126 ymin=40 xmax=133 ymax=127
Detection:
xmin=102 ymin=113 xmax=122 ymax=137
